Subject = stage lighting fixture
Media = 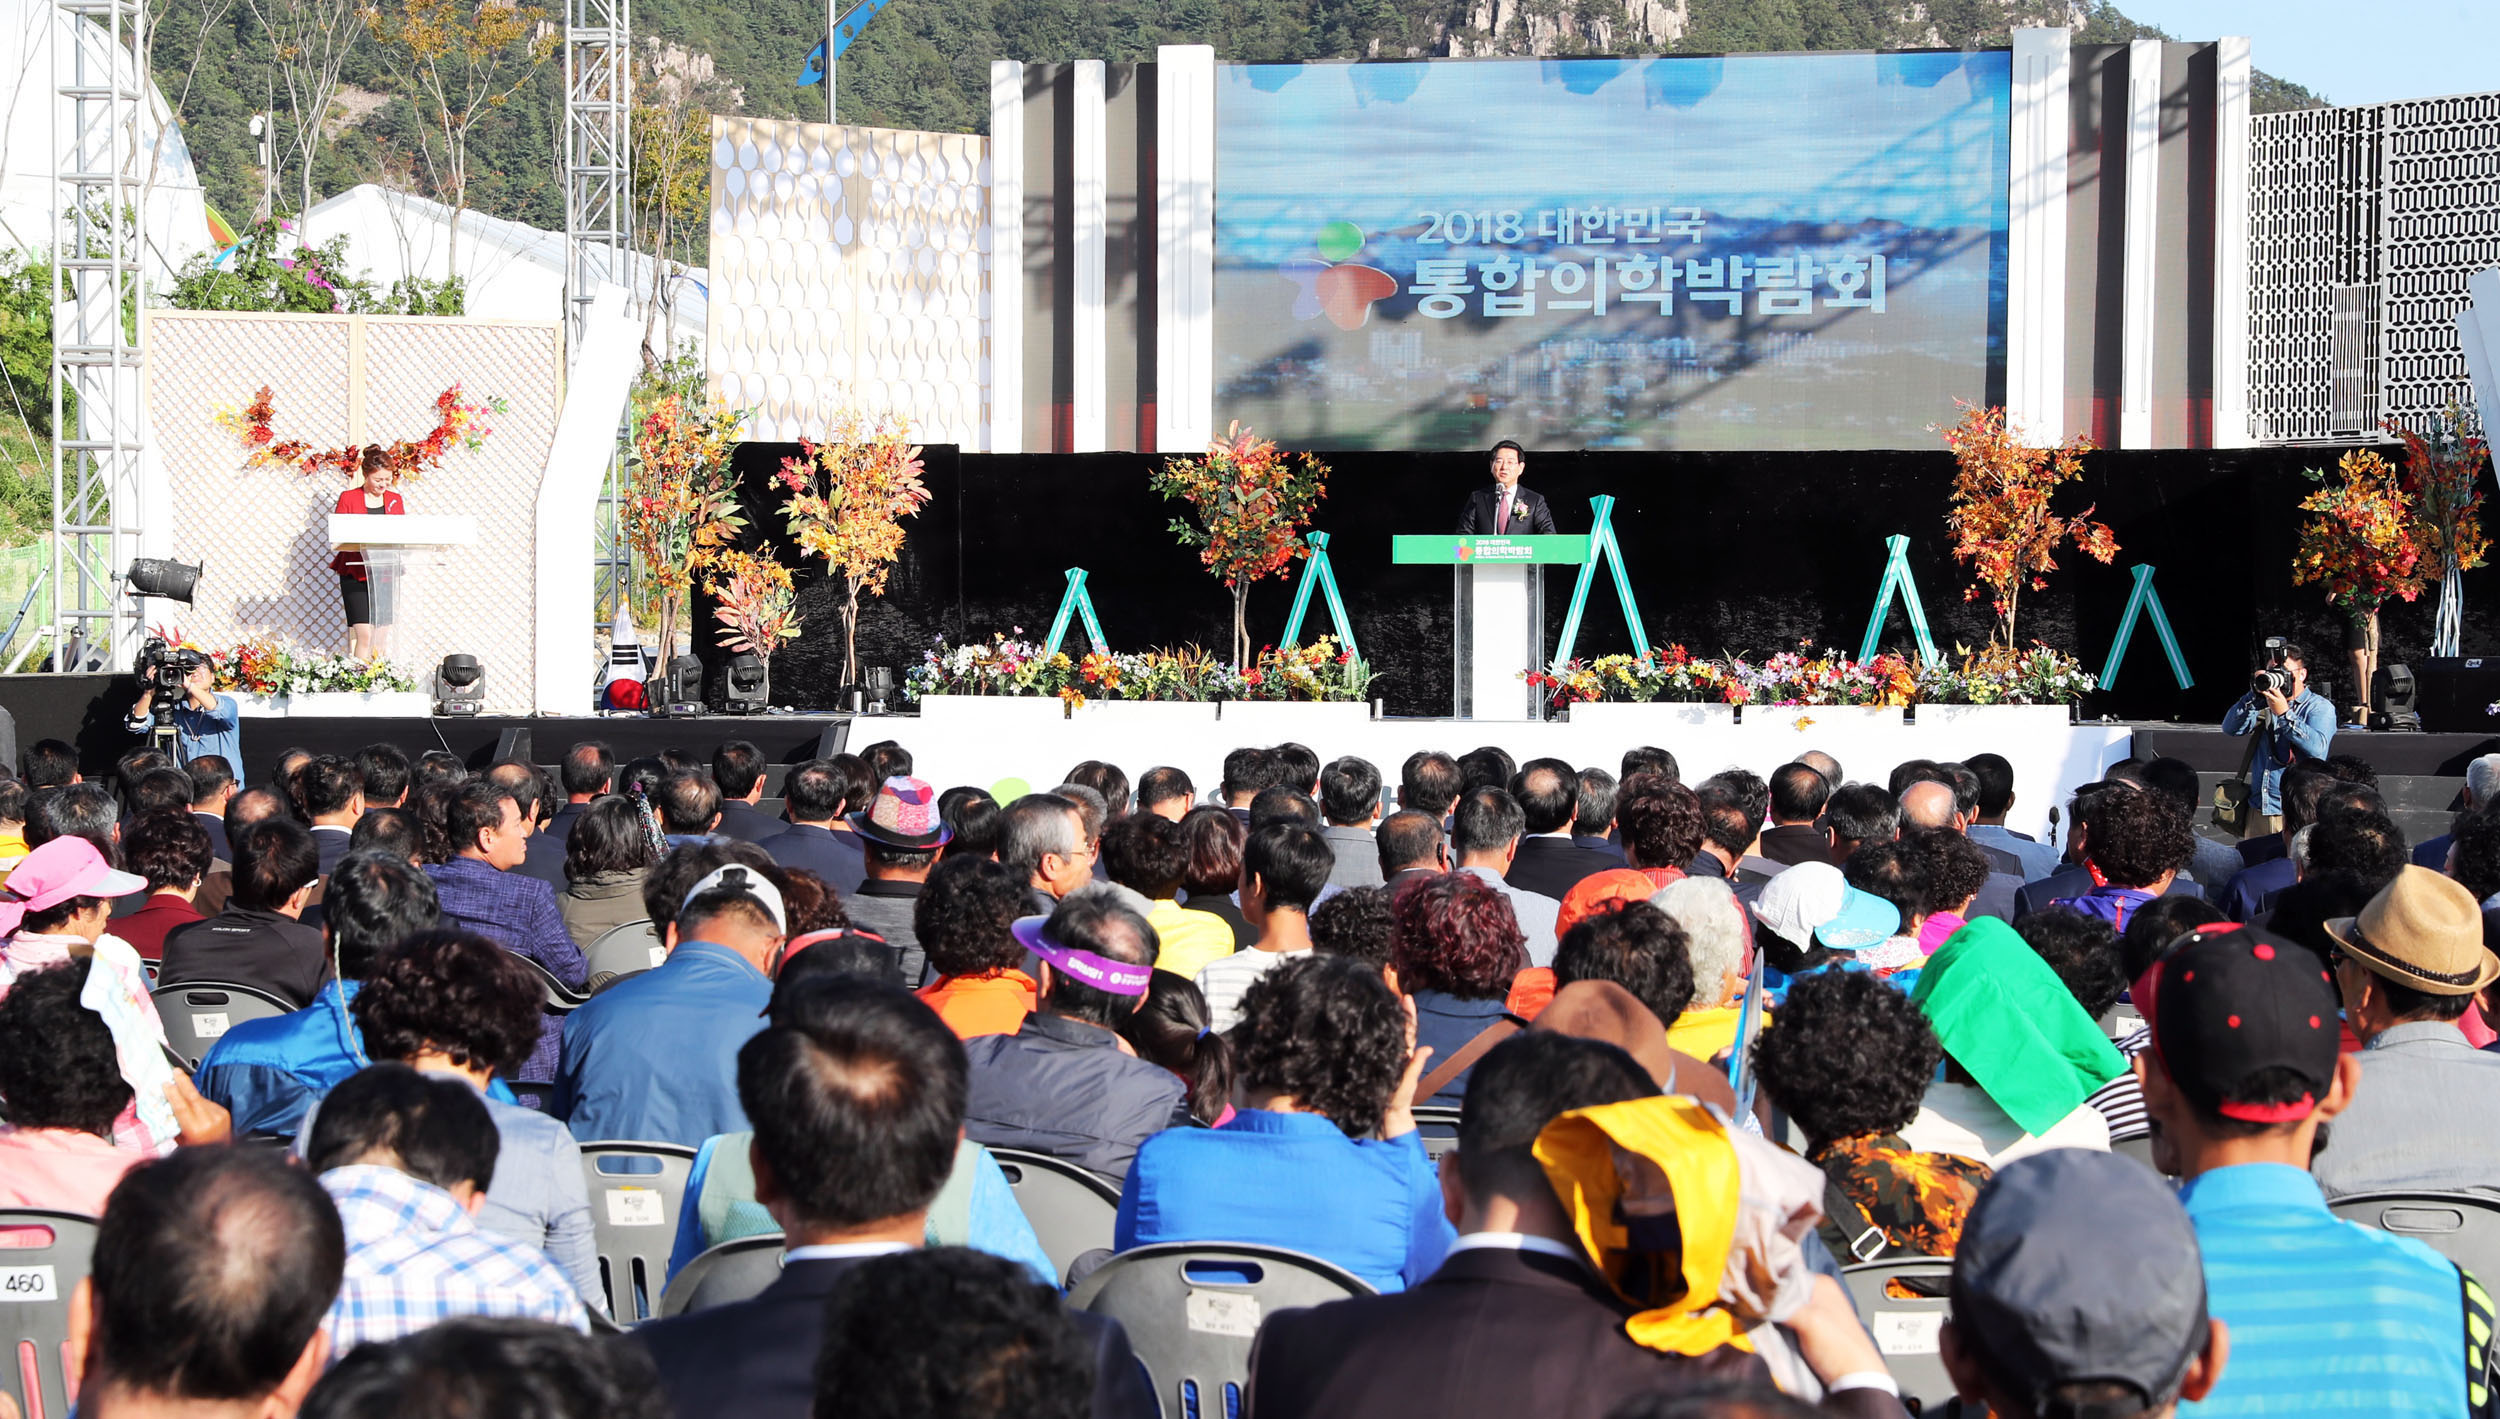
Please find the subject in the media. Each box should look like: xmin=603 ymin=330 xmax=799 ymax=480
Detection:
xmin=719 ymin=651 xmax=768 ymax=715
xmin=435 ymin=653 xmax=485 ymax=716
xmin=2373 ymin=663 xmax=2422 ymax=733
xmin=658 ymin=655 xmax=704 ymax=716
xmin=125 ymin=558 xmax=202 ymax=604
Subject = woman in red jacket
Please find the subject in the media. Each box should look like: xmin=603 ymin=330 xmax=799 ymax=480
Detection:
xmin=331 ymin=445 xmax=405 ymax=656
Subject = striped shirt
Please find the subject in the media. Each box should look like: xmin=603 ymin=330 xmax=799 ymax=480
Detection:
xmin=2180 ymin=1163 xmax=2483 ymax=1416
xmin=2085 ymin=1021 xmax=2152 ymax=1142
xmin=1195 ymin=947 xmax=1301 ymax=1034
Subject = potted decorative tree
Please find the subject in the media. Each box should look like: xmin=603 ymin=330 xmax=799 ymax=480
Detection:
xmin=1939 ymin=403 xmax=2117 ymax=650
xmin=2392 ymin=406 xmax=2489 ymax=659
xmin=2295 ymin=448 xmax=2427 ymax=726
xmin=623 ymin=394 xmax=747 ymax=670
xmin=776 ymin=413 xmax=929 ymax=695
xmin=1150 ymin=423 xmax=1329 ymax=669
xmin=707 ymin=549 xmax=800 ymax=708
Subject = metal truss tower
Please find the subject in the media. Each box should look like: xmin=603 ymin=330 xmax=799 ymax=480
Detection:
xmin=563 ymin=0 xmax=632 ymax=624
xmin=49 ymin=0 xmax=149 ymax=673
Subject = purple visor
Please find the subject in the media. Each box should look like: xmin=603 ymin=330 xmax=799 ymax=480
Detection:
xmin=1011 ymin=916 xmax=1154 ymax=997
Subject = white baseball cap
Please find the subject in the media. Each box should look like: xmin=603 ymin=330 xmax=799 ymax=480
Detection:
xmin=1752 ymin=861 xmax=1900 ymax=952
xmin=680 ymin=863 xmax=787 ymax=934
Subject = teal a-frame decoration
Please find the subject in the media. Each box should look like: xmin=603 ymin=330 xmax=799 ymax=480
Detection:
xmin=1278 ymin=532 xmax=1360 ymax=659
xmin=1856 ymin=535 xmax=1940 ymax=665
xmin=1042 ymin=569 xmax=1109 ymax=656
xmin=1551 ymin=496 xmax=1653 ymax=666
xmin=2098 ymin=564 xmax=2194 ymax=692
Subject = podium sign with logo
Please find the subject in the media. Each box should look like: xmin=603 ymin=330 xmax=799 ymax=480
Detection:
xmin=1393 ymin=535 xmax=1588 ymax=720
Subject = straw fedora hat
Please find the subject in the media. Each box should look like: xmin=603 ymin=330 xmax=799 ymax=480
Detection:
xmin=2324 ymin=865 xmax=2500 ymax=996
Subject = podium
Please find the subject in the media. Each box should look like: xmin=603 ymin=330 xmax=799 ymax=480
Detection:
xmin=1393 ymin=535 xmax=1588 ymax=720
xmin=327 ymin=513 xmax=477 ymax=647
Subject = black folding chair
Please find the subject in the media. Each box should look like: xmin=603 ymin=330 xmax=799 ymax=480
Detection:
xmin=2330 ymin=1191 xmax=2500 ymax=1286
xmin=0 ymin=1210 xmax=99 ymax=1419
xmin=1070 ymin=1244 xmax=1372 ymax=1419
xmin=577 ymin=1141 xmax=697 ymax=1322
xmin=658 ymin=1234 xmax=785 ymax=1317
xmin=150 ymin=981 xmax=294 ymax=1070
xmin=1839 ymin=1257 xmax=1968 ymax=1417
xmin=987 ymin=1147 xmax=1121 ymax=1287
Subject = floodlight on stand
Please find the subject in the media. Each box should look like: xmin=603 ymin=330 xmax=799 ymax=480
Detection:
xmin=2373 ymin=663 xmax=2422 ymax=732
xmin=435 ymin=653 xmax=485 ymax=716
xmin=720 ymin=650 xmax=768 ymax=714
xmin=125 ymin=558 xmax=202 ymax=604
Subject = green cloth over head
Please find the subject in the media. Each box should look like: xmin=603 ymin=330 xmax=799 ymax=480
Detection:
xmin=1911 ymin=916 xmax=2126 ymax=1138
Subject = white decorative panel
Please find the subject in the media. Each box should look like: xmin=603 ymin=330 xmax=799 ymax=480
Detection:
xmin=143 ymin=312 xmax=562 ymax=714
xmin=706 ymin=116 xmax=990 ymax=445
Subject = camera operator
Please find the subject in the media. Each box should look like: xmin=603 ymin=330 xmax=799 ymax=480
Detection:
xmin=2220 ymin=639 xmax=2335 ymax=837
xmin=121 ymin=647 xmax=242 ymax=778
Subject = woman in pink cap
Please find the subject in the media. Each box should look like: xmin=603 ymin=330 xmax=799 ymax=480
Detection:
xmin=0 ymin=836 xmax=228 ymax=1157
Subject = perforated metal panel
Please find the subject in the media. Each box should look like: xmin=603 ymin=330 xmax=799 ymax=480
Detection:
xmin=2250 ymin=93 xmax=2499 ymax=442
xmin=706 ymin=117 xmax=991 ymax=445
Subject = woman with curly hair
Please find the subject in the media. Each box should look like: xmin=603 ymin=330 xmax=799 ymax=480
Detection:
xmin=1903 ymin=826 xmax=1992 ymax=956
xmin=1751 ymin=968 xmax=1992 ymax=1264
xmin=1391 ymin=871 xmax=1529 ymax=1105
xmin=914 ymin=856 xmax=1039 ymax=1039
xmin=333 ymin=927 xmax=603 ymax=1307
xmin=2048 ymin=786 xmax=2195 ymax=931
xmin=1114 ymin=954 xmax=1451 ymax=1292
xmin=0 ymin=959 xmax=149 ymax=1210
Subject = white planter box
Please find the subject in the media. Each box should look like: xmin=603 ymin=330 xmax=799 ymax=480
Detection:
xmin=284 ymin=690 xmax=434 ymax=717
xmin=228 ymin=693 xmax=288 ymax=718
xmin=1911 ymin=703 xmax=2076 ymax=732
xmin=914 ymin=694 xmax=1068 ymax=728
xmin=1566 ymin=701 xmax=1738 ymax=729
xmin=1740 ymin=704 xmax=1907 ymax=732
xmin=1216 ymin=701 xmax=1373 ymax=740
xmin=1069 ymin=699 xmax=1220 ymax=727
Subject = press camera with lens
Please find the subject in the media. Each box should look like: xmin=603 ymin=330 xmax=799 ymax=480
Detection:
xmin=138 ymin=637 xmax=205 ymax=698
xmin=2251 ymin=636 xmax=2295 ymax=696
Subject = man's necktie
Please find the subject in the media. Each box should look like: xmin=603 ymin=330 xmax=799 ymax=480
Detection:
xmin=1495 ymin=492 xmax=1509 ymax=535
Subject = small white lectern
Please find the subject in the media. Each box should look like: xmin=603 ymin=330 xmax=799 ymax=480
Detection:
xmin=327 ymin=513 xmax=477 ymax=649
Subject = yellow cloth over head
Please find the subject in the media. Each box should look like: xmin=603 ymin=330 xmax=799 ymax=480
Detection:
xmin=1532 ymin=1095 xmax=1748 ymax=1356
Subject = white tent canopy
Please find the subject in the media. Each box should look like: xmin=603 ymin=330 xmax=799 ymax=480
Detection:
xmin=297 ymin=184 xmax=706 ymax=351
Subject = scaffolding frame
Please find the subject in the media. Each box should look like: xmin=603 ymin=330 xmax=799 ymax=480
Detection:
xmin=49 ymin=0 xmax=149 ymax=673
xmin=563 ymin=0 xmax=632 ymax=625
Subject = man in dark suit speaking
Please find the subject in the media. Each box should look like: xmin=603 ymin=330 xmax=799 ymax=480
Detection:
xmin=1455 ymin=439 xmax=1558 ymax=534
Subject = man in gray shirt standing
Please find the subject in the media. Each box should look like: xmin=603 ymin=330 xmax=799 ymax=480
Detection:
xmin=1317 ymin=755 xmax=1386 ymax=889
xmin=840 ymin=776 xmax=950 ymax=987
xmin=2314 ymin=866 xmax=2500 ymax=1200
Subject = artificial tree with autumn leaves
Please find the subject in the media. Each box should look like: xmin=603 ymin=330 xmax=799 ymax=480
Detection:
xmin=706 ymin=549 xmax=801 ymax=703
xmin=623 ymin=394 xmax=747 ymax=667
xmin=1939 ymin=403 xmax=2118 ymax=649
xmin=1151 ymin=423 xmax=1330 ymax=668
xmin=2391 ymin=406 xmax=2490 ymax=659
xmin=776 ymin=414 xmax=929 ymax=691
xmin=2293 ymin=447 xmax=2428 ymax=725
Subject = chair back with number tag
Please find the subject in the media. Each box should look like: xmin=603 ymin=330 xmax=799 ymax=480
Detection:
xmin=2330 ymin=1191 xmax=2500 ymax=1286
xmin=149 ymin=982 xmax=294 ymax=1071
xmin=1840 ymin=1258 xmax=1966 ymax=1416
xmin=1409 ymin=1105 xmax=1462 ymax=1163
xmin=0 ymin=1211 xmax=99 ymax=1419
xmin=1069 ymin=1244 xmax=1371 ymax=1419
xmin=985 ymin=1148 xmax=1121 ymax=1287
xmin=584 ymin=921 xmax=665 ymax=994
xmin=577 ymin=1141 xmax=697 ymax=1323
xmin=656 ymin=1234 xmax=785 ymax=1318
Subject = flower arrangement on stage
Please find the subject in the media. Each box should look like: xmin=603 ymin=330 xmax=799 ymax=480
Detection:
xmin=2293 ymin=449 xmax=2427 ymax=616
xmin=205 ymin=635 xmax=419 ymax=697
xmin=1938 ymin=402 xmax=2115 ymax=647
xmin=625 ymin=394 xmax=748 ymax=667
xmin=2391 ymin=406 xmax=2489 ymax=657
xmin=1525 ymin=643 xmax=2094 ymax=710
xmin=1150 ymin=423 xmax=1329 ymax=668
xmin=215 ymin=383 xmax=506 ymax=480
xmin=905 ymin=634 xmax=1378 ymax=708
xmin=776 ymin=413 xmax=929 ymax=690
xmin=706 ymin=549 xmax=801 ymax=700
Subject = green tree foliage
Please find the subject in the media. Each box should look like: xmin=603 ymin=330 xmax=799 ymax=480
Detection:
xmin=0 ymin=255 xmax=61 ymax=546
xmin=166 ymin=219 xmax=465 ymax=314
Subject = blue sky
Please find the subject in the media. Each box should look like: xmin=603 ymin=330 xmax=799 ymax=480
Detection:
xmin=2117 ymin=0 xmax=2498 ymax=106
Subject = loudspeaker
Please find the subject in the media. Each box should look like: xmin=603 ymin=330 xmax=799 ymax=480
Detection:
xmin=814 ymin=719 xmax=853 ymax=760
xmin=493 ymin=728 xmax=534 ymax=765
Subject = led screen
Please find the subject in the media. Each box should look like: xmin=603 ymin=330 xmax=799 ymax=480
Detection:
xmin=1213 ymin=52 xmax=2011 ymax=450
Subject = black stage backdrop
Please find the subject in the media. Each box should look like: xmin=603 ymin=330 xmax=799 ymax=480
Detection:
xmin=710 ymin=443 xmax=2500 ymax=723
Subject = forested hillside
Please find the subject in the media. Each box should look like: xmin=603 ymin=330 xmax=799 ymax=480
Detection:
xmin=149 ymin=0 xmax=2326 ymax=249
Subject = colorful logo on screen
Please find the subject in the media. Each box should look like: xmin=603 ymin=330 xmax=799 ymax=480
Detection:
xmin=1282 ymin=221 xmax=1396 ymax=331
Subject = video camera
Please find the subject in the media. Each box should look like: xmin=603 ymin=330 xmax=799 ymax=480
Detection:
xmin=137 ymin=636 xmax=206 ymax=714
xmin=2251 ymin=636 xmax=2296 ymax=697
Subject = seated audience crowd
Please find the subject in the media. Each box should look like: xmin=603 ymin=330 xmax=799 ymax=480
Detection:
xmin=5 ymin=731 xmax=2497 ymax=1419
